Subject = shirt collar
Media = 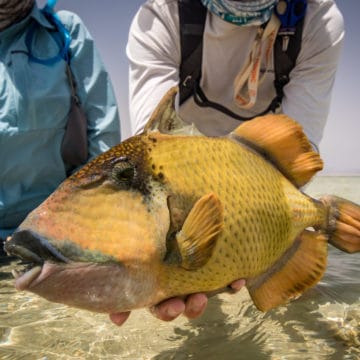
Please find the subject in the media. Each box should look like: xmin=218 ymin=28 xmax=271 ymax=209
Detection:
xmin=30 ymin=3 xmax=56 ymax=30
xmin=0 ymin=4 xmax=60 ymax=58
xmin=0 ymin=3 xmax=56 ymax=41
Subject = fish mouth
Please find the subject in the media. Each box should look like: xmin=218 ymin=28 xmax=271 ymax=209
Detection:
xmin=4 ymin=229 xmax=71 ymax=291
xmin=4 ymin=230 xmax=159 ymax=313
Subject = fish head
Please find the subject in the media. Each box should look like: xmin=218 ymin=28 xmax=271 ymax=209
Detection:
xmin=5 ymin=134 xmax=174 ymax=313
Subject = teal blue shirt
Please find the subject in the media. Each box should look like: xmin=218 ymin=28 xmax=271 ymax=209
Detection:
xmin=0 ymin=5 xmax=121 ymax=238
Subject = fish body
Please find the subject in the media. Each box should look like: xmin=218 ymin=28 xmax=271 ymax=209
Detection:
xmin=141 ymin=133 xmax=321 ymax=288
xmin=5 ymin=87 xmax=360 ymax=315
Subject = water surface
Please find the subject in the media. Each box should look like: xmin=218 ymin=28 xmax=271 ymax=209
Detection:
xmin=0 ymin=176 xmax=359 ymax=359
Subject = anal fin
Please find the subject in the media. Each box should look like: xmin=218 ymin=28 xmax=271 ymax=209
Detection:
xmin=247 ymin=230 xmax=328 ymax=311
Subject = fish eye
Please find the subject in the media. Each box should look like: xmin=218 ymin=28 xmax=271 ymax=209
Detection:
xmin=112 ymin=160 xmax=136 ymax=187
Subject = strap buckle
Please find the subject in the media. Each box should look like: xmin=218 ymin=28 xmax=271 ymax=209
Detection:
xmin=275 ymin=0 xmax=307 ymax=51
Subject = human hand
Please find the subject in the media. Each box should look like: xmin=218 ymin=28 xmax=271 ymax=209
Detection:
xmin=109 ymin=279 xmax=246 ymax=326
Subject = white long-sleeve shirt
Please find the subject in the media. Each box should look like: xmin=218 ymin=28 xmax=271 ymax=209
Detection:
xmin=127 ymin=0 xmax=344 ymax=149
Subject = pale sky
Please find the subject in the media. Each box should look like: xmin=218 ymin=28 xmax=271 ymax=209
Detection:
xmin=37 ymin=0 xmax=360 ymax=175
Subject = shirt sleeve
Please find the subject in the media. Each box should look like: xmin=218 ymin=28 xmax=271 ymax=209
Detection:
xmin=281 ymin=1 xmax=345 ymax=150
xmin=59 ymin=11 xmax=121 ymax=159
xmin=126 ymin=1 xmax=181 ymax=135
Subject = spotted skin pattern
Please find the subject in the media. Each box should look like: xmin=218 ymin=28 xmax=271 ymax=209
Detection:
xmin=140 ymin=133 xmax=324 ymax=295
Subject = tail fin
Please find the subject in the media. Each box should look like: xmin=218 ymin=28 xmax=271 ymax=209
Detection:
xmin=321 ymin=195 xmax=360 ymax=253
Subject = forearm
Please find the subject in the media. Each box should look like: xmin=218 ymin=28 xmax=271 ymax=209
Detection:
xmin=126 ymin=1 xmax=181 ymax=135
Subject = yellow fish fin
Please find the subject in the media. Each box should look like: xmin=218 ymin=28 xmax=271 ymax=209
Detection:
xmin=321 ymin=195 xmax=360 ymax=253
xmin=144 ymin=86 xmax=203 ymax=136
xmin=247 ymin=230 xmax=327 ymax=311
xmin=176 ymin=193 xmax=224 ymax=270
xmin=230 ymin=114 xmax=323 ymax=187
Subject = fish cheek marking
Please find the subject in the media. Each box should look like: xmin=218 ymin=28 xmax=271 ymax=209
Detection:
xmin=164 ymin=231 xmax=183 ymax=265
xmin=163 ymin=196 xmax=184 ymax=265
xmin=163 ymin=193 xmax=196 ymax=266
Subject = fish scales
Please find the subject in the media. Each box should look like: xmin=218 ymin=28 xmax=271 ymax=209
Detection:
xmin=146 ymin=133 xmax=323 ymax=294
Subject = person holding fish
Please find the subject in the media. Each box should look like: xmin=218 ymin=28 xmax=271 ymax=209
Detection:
xmin=0 ymin=1 xmax=120 ymax=258
xmin=120 ymin=0 xmax=344 ymax=326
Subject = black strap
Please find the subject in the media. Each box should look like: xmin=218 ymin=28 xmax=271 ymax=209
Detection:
xmin=193 ymin=82 xmax=275 ymax=121
xmin=273 ymin=16 xmax=305 ymax=100
xmin=178 ymin=0 xmax=305 ymax=120
xmin=178 ymin=0 xmax=207 ymax=105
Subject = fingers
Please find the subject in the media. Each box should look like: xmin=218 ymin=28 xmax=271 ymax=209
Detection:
xmin=230 ymin=279 xmax=246 ymax=292
xmin=109 ymin=311 xmax=131 ymax=326
xmin=183 ymin=293 xmax=208 ymax=319
xmin=109 ymin=279 xmax=246 ymax=326
xmin=108 ymin=294 xmax=207 ymax=326
xmin=150 ymin=297 xmax=186 ymax=321
xmin=150 ymin=292 xmax=208 ymax=321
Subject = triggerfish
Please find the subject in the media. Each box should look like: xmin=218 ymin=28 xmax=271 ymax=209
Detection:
xmin=5 ymin=87 xmax=360 ymax=317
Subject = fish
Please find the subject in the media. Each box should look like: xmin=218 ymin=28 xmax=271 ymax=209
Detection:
xmin=4 ymin=87 xmax=360 ymax=315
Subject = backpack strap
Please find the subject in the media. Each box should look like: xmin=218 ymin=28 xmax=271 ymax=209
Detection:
xmin=193 ymin=81 xmax=274 ymax=121
xmin=271 ymin=0 xmax=306 ymax=111
xmin=178 ymin=0 xmax=306 ymax=119
xmin=178 ymin=0 xmax=207 ymax=105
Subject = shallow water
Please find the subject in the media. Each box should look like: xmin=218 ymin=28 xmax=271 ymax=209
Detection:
xmin=0 ymin=176 xmax=359 ymax=360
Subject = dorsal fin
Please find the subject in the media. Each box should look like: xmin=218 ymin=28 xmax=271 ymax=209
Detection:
xmin=230 ymin=114 xmax=323 ymax=187
xmin=144 ymin=86 xmax=203 ymax=136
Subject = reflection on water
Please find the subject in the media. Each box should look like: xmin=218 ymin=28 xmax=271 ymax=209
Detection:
xmin=0 ymin=177 xmax=359 ymax=360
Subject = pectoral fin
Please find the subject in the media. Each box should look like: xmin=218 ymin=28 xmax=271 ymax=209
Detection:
xmin=176 ymin=193 xmax=224 ymax=270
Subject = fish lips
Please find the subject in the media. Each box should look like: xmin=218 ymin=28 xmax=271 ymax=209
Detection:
xmin=4 ymin=229 xmax=71 ymax=290
xmin=5 ymin=229 xmax=70 ymax=265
